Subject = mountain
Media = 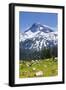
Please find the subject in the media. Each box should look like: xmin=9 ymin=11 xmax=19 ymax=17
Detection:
xmin=25 ymin=23 xmax=53 ymax=33
xmin=20 ymin=23 xmax=58 ymax=51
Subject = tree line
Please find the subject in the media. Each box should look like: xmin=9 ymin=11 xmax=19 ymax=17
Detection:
xmin=20 ymin=45 xmax=58 ymax=60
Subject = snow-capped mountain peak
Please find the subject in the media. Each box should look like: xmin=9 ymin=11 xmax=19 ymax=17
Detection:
xmin=20 ymin=23 xmax=58 ymax=51
xmin=25 ymin=23 xmax=54 ymax=33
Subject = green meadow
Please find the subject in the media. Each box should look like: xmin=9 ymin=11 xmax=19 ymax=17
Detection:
xmin=19 ymin=58 xmax=58 ymax=78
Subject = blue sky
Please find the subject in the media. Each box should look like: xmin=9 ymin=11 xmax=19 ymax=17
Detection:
xmin=19 ymin=11 xmax=57 ymax=32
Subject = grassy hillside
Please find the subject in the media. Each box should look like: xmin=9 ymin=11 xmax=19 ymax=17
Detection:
xmin=19 ymin=58 xmax=58 ymax=78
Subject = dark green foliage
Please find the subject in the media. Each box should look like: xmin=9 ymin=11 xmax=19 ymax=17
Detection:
xmin=20 ymin=45 xmax=58 ymax=60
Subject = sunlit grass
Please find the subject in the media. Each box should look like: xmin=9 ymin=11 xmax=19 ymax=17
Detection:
xmin=19 ymin=58 xmax=58 ymax=78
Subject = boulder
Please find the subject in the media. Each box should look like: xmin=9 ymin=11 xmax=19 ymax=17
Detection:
xmin=35 ymin=71 xmax=43 ymax=77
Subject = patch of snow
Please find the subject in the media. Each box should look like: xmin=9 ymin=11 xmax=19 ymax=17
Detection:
xmin=40 ymin=26 xmax=43 ymax=30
